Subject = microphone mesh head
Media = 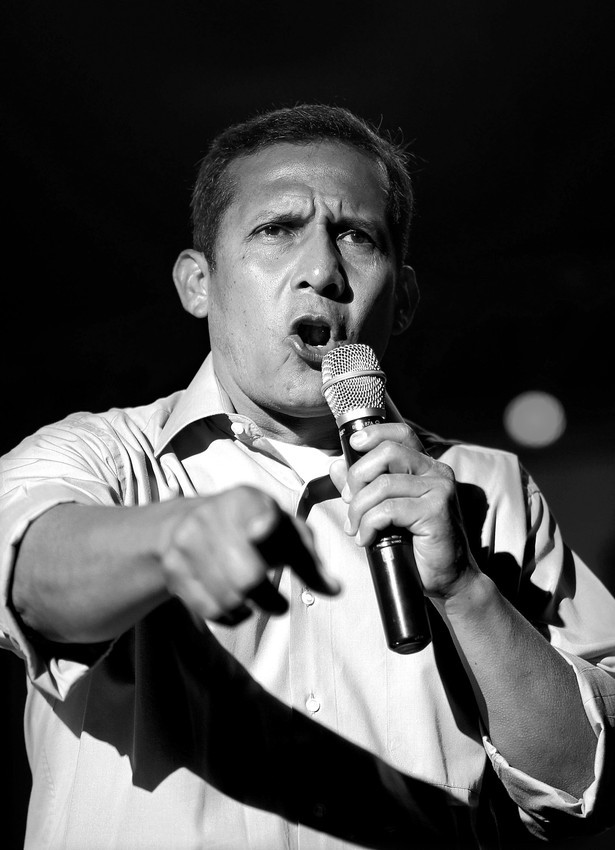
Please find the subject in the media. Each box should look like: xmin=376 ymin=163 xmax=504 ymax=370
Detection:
xmin=321 ymin=344 xmax=386 ymax=421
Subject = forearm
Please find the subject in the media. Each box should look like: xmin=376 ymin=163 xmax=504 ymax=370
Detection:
xmin=435 ymin=572 xmax=597 ymax=799
xmin=12 ymin=502 xmax=173 ymax=643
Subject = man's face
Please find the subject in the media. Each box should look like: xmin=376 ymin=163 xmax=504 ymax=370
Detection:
xmin=204 ymin=141 xmax=405 ymax=422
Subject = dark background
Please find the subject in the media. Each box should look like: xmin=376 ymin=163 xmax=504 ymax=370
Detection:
xmin=3 ymin=1 xmax=614 ymax=847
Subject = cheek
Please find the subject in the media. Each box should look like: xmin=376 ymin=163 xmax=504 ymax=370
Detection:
xmin=357 ymin=292 xmax=396 ymax=353
xmin=357 ymin=283 xmax=395 ymax=324
xmin=210 ymin=274 xmax=256 ymax=327
xmin=233 ymin=262 xmax=284 ymax=322
xmin=234 ymin=293 xmax=281 ymax=361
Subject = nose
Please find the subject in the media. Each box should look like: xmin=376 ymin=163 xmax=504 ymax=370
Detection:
xmin=291 ymin=229 xmax=347 ymax=299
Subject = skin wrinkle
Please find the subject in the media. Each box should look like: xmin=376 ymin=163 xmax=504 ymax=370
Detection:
xmin=184 ymin=141 xmax=411 ymax=446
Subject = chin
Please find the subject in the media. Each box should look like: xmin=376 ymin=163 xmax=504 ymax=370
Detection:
xmin=275 ymin=398 xmax=331 ymax=421
xmin=267 ymin=387 xmax=330 ymax=420
xmin=292 ymin=404 xmax=332 ymax=421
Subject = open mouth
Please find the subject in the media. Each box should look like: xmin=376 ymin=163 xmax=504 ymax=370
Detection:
xmin=297 ymin=320 xmax=331 ymax=347
xmin=288 ymin=316 xmax=338 ymax=365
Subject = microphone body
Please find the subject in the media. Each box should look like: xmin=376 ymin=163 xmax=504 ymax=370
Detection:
xmin=322 ymin=345 xmax=431 ymax=655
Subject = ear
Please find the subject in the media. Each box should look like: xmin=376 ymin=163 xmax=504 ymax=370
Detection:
xmin=172 ymin=249 xmax=211 ymax=319
xmin=392 ymin=265 xmax=420 ymax=335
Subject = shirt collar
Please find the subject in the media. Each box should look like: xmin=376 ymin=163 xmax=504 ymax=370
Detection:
xmin=153 ymin=354 xmax=326 ymax=489
xmin=154 ymin=354 xmax=233 ymax=457
xmin=155 ymin=352 xmax=444 ymax=465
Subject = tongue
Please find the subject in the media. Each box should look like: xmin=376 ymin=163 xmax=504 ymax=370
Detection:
xmin=303 ymin=325 xmax=330 ymax=346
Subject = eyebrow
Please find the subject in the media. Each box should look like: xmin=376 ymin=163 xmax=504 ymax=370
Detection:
xmin=251 ymin=210 xmax=308 ymax=226
xmin=340 ymin=215 xmax=386 ymax=236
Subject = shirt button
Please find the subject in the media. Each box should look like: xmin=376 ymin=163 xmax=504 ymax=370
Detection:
xmin=301 ymin=589 xmax=315 ymax=607
xmin=230 ymin=422 xmax=245 ymax=436
xmin=305 ymin=695 xmax=320 ymax=714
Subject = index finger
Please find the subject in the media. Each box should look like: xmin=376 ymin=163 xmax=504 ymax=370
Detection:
xmin=254 ymin=511 xmax=341 ymax=597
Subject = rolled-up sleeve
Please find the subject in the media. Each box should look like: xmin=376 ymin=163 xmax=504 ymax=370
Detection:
xmin=485 ymin=654 xmax=615 ymax=838
xmin=484 ymin=472 xmax=615 ymax=838
xmin=0 ymin=417 xmax=125 ymax=697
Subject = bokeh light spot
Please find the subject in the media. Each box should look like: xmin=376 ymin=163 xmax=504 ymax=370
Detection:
xmin=504 ymin=391 xmax=567 ymax=447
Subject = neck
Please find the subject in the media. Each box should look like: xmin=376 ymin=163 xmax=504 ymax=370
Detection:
xmin=217 ymin=378 xmax=340 ymax=450
xmin=256 ymin=410 xmax=341 ymax=450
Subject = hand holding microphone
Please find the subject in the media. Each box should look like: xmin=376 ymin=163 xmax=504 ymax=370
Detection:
xmin=322 ymin=344 xmax=432 ymax=654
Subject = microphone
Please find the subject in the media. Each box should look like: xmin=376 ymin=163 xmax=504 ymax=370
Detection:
xmin=322 ymin=344 xmax=431 ymax=654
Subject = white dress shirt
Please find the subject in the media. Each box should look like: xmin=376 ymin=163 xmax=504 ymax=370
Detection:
xmin=1 ymin=355 xmax=614 ymax=849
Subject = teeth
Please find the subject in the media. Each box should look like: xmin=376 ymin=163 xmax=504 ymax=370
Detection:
xmin=299 ymin=323 xmax=330 ymax=347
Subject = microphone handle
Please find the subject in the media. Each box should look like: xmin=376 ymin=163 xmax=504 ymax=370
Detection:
xmin=340 ymin=417 xmax=432 ymax=654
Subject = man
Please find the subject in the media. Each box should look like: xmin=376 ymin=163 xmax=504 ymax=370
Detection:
xmin=1 ymin=104 xmax=614 ymax=849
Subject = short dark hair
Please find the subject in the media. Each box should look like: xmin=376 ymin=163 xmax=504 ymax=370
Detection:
xmin=191 ymin=103 xmax=414 ymax=269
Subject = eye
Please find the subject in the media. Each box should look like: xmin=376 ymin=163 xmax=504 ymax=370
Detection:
xmin=338 ymin=229 xmax=374 ymax=247
xmin=254 ymin=224 xmax=290 ymax=239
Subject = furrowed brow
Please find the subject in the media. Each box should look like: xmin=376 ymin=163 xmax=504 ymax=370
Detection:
xmin=339 ymin=215 xmax=388 ymax=243
xmin=251 ymin=209 xmax=309 ymax=227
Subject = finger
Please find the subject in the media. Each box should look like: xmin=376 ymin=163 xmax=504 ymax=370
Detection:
xmin=348 ymin=422 xmax=425 ymax=454
xmin=352 ymin=473 xmax=457 ymax=549
xmin=346 ymin=441 xmax=434 ymax=497
xmin=186 ymin=519 xmax=269 ymax=609
xmin=345 ymin=473 xmax=433 ymax=536
xmin=166 ymin=503 xmax=272 ymax=619
xmin=256 ymin=512 xmax=340 ymax=596
xmin=247 ymin=578 xmax=289 ymax=615
xmin=354 ymin=498 xmax=420 ymax=548
xmin=215 ymin=603 xmax=254 ymax=627
xmin=328 ymin=457 xmax=349 ymax=494
xmin=290 ymin=516 xmax=342 ymax=595
xmin=170 ymin=566 xmax=245 ymax=623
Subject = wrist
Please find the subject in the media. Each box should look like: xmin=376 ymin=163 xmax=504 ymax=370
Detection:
xmin=430 ymin=569 xmax=499 ymax=621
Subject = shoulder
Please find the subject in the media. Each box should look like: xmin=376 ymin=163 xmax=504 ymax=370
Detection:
xmin=62 ymin=390 xmax=183 ymax=441
xmin=2 ymin=389 xmax=186 ymax=473
xmin=99 ymin=390 xmax=185 ymax=445
xmin=411 ymin=423 xmax=534 ymax=542
xmin=0 ymin=390 xmax=189 ymax=510
xmin=412 ymin=421 xmax=524 ymax=487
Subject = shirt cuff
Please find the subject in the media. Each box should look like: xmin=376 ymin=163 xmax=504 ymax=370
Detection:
xmin=0 ymin=481 xmax=116 ymax=699
xmin=483 ymin=651 xmax=615 ymax=839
